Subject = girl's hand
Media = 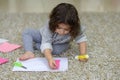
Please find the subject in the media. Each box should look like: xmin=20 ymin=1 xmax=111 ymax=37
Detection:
xmin=79 ymin=58 xmax=88 ymax=62
xmin=48 ymin=59 xmax=57 ymax=69
xmin=75 ymin=54 xmax=89 ymax=62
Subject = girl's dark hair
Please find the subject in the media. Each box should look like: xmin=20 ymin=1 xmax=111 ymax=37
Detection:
xmin=49 ymin=3 xmax=81 ymax=39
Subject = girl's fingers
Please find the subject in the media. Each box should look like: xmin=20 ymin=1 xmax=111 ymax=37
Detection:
xmin=79 ymin=58 xmax=88 ymax=62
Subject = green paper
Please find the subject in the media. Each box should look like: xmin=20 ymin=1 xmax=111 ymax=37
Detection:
xmin=14 ymin=62 xmax=23 ymax=67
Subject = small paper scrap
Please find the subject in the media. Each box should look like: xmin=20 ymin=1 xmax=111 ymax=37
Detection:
xmin=0 ymin=38 xmax=8 ymax=44
xmin=0 ymin=42 xmax=21 ymax=53
xmin=0 ymin=57 xmax=9 ymax=64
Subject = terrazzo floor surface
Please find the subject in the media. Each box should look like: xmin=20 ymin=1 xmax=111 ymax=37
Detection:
xmin=0 ymin=13 xmax=120 ymax=80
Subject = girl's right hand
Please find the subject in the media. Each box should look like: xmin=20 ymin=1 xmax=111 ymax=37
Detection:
xmin=48 ymin=59 xmax=57 ymax=69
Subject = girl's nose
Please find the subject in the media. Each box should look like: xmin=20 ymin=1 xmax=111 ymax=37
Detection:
xmin=60 ymin=29 xmax=65 ymax=35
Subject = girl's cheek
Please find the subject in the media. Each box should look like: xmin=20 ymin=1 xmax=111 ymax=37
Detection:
xmin=55 ymin=29 xmax=57 ymax=32
xmin=55 ymin=29 xmax=58 ymax=33
xmin=65 ymin=31 xmax=70 ymax=34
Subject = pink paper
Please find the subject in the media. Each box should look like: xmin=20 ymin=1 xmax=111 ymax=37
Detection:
xmin=0 ymin=57 xmax=9 ymax=64
xmin=0 ymin=42 xmax=21 ymax=53
xmin=55 ymin=60 xmax=60 ymax=69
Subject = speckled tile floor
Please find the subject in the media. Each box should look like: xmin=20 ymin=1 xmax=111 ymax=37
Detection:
xmin=0 ymin=13 xmax=120 ymax=80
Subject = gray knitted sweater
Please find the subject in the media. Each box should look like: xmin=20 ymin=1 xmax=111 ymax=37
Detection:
xmin=39 ymin=21 xmax=87 ymax=53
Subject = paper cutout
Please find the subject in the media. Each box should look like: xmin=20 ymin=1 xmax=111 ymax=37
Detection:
xmin=12 ymin=57 xmax=68 ymax=72
xmin=0 ymin=42 xmax=21 ymax=53
xmin=55 ymin=60 xmax=60 ymax=69
xmin=0 ymin=38 xmax=8 ymax=44
xmin=0 ymin=57 xmax=9 ymax=64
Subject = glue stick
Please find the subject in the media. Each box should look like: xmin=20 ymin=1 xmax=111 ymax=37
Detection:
xmin=75 ymin=54 xmax=89 ymax=60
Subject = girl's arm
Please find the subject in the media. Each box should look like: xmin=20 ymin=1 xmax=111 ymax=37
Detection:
xmin=79 ymin=41 xmax=87 ymax=55
xmin=78 ymin=41 xmax=88 ymax=62
xmin=44 ymin=49 xmax=56 ymax=69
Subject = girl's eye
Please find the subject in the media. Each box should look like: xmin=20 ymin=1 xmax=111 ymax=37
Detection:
xmin=57 ymin=27 xmax=70 ymax=31
xmin=64 ymin=29 xmax=70 ymax=31
xmin=57 ymin=27 xmax=61 ymax=29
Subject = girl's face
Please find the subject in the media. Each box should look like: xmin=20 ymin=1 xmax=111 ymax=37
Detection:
xmin=55 ymin=23 xmax=71 ymax=35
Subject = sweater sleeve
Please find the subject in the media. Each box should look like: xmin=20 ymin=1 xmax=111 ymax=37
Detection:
xmin=39 ymin=22 xmax=53 ymax=53
xmin=74 ymin=26 xmax=87 ymax=43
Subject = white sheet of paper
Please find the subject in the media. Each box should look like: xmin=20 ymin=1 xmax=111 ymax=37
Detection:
xmin=12 ymin=57 xmax=68 ymax=72
xmin=0 ymin=38 xmax=8 ymax=44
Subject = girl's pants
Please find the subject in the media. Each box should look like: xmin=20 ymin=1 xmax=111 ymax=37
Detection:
xmin=22 ymin=28 xmax=69 ymax=54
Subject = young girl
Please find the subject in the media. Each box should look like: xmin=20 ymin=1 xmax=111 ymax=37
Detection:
xmin=19 ymin=3 xmax=88 ymax=69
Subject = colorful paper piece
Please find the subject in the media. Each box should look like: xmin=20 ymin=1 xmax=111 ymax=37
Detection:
xmin=0 ymin=42 xmax=21 ymax=53
xmin=55 ymin=60 xmax=60 ymax=69
xmin=0 ymin=57 xmax=9 ymax=65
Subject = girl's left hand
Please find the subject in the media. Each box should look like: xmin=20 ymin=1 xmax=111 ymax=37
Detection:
xmin=79 ymin=58 xmax=88 ymax=62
